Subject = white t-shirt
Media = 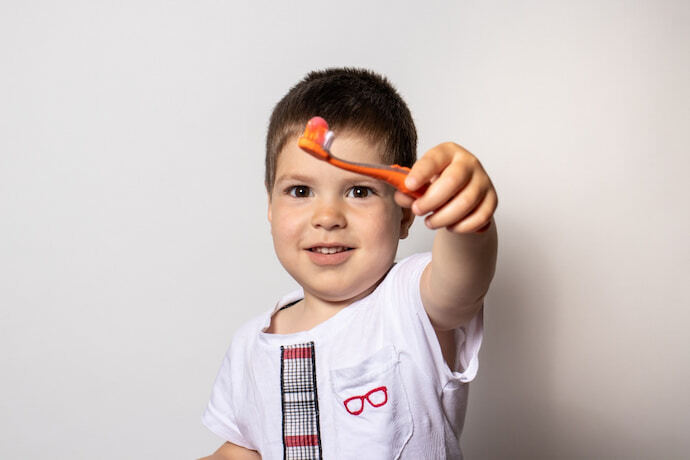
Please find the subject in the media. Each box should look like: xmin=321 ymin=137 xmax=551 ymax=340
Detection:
xmin=203 ymin=253 xmax=483 ymax=459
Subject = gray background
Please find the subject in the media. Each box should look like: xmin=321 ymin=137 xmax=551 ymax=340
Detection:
xmin=1 ymin=1 xmax=688 ymax=458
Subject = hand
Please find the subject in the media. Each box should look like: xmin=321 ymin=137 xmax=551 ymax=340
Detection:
xmin=395 ymin=142 xmax=498 ymax=234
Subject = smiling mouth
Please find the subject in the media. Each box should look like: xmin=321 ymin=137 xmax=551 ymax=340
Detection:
xmin=308 ymin=246 xmax=353 ymax=254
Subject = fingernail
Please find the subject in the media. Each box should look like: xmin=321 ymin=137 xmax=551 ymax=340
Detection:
xmin=405 ymin=176 xmax=417 ymax=190
xmin=412 ymin=203 xmax=421 ymax=215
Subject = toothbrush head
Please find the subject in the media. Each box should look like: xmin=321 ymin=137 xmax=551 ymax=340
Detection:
xmin=298 ymin=116 xmax=334 ymax=161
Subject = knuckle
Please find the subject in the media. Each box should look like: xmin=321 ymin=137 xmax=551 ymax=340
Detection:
xmin=455 ymin=194 xmax=470 ymax=211
xmin=457 ymin=191 xmax=479 ymax=211
xmin=441 ymin=142 xmax=461 ymax=155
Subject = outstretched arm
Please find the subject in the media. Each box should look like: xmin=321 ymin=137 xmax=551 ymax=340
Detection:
xmin=397 ymin=142 xmax=498 ymax=331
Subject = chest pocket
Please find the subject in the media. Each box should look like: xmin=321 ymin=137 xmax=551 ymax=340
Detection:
xmin=330 ymin=344 xmax=413 ymax=459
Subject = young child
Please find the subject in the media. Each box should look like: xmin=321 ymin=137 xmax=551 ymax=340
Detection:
xmin=201 ymin=68 xmax=498 ymax=460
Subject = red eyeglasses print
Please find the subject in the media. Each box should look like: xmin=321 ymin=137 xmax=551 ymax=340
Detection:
xmin=343 ymin=386 xmax=389 ymax=415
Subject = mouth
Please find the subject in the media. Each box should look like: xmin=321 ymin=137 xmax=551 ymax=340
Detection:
xmin=307 ymin=246 xmax=353 ymax=255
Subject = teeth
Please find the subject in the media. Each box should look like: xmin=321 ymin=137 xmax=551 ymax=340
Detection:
xmin=312 ymin=246 xmax=347 ymax=254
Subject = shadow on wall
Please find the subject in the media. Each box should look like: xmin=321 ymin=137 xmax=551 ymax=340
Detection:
xmin=460 ymin=219 xmax=654 ymax=459
xmin=461 ymin=216 xmax=572 ymax=458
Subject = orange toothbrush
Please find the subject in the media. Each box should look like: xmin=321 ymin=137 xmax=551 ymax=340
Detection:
xmin=298 ymin=116 xmax=428 ymax=199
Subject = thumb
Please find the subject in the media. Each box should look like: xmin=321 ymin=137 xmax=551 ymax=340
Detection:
xmin=394 ymin=190 xmax=415 ymax=208
xmin=404 ymin=150 xmax=449 ymax=191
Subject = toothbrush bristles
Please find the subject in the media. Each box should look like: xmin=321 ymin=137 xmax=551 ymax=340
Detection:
xmin=323 ymin=131 xmax=334 ymax=150
xmin=304 ymin=116 xmax=330 ymax=146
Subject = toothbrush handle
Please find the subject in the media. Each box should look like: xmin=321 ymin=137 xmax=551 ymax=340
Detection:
xmin=381 ymin=165 xmax=428 ymax=200
xmin=328 ymin=158 xmax=428 ymax=199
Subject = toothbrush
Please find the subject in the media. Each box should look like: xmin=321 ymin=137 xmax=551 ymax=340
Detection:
xmin=298 ymin=116 xmax=428 ymax=199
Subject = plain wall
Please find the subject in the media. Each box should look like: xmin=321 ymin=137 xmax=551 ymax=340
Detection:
xmin=1 ymin=1 xmax=688 ymax=458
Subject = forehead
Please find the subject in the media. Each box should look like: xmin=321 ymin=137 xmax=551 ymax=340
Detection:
xmin=276 ymin=130 xmax=386 ymax=175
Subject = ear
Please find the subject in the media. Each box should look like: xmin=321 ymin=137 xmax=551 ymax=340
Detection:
xmin=399 ymin=207 xmax=414 ymax=240
xmin=267 ymin=190 xmax=272 ymax=223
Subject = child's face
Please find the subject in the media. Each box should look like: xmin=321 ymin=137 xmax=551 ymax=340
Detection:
xmin=268 ymin=131 xmax=413 ymax=305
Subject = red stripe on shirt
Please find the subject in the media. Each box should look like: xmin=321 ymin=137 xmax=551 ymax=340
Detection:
xmin=283 ymin=347 xmax=312 ymax=359
xmin=284 ymin=434 xmax=319 ymax=447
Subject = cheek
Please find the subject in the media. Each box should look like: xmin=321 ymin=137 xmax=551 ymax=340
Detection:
xmin=270 ymin=208 xmax=302 ymax=242
xmin=379 ymin=204 xmax=403 ymax=234
xmin=360 ymin=206 xmax=402 ymax=244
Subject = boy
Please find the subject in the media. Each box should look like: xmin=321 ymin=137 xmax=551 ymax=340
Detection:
xmin=201 ymin=68 xmax=498 ymax=459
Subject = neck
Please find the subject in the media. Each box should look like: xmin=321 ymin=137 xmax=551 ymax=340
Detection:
xmin=300 ymin=269 xmax=391 ymax=321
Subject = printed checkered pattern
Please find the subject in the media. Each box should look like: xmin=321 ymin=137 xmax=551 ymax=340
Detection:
xmin=280 ymin=342 xmax=322 ymax=460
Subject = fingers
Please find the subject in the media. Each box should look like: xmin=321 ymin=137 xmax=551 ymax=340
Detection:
xmin=411 ymin=160 xmax=473 ymax=216
xmin=404 ymin=144 xmax=455 ymax=191
xmin=422 ymin=173 xmax=485 ymax=227
xmin=402 ymin=142 xmax=497 ymax=234
xmin=445 ymin=188 xmax=498 ymax=233
xmin=394 ymin=190 xmax=415 ymax=208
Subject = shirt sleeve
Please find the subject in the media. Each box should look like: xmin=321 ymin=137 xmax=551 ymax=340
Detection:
xmin=388 ymin=252 xmax=484 ymax=385
xmin=202 ymin=336 xmax=255 ymax=450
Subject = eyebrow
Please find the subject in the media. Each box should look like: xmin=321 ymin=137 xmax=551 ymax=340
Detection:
xmin=275 ymin=173 xmax=385 ymax=187
xmin=274 ymin=173 xmax=314 ymax=185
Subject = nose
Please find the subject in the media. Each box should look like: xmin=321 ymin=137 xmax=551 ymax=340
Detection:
xmin=311 ymin=197 xmax=347 ymax=230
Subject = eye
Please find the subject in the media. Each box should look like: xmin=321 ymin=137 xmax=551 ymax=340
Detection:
xmin=287 ymin=185 xmax=312 ymax=198
xmin=346 ymin=186 xmax=373 ymax=198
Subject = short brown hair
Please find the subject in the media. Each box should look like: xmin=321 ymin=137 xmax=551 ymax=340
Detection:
xmin=265 ymin=68 xmax=417 ymax=193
